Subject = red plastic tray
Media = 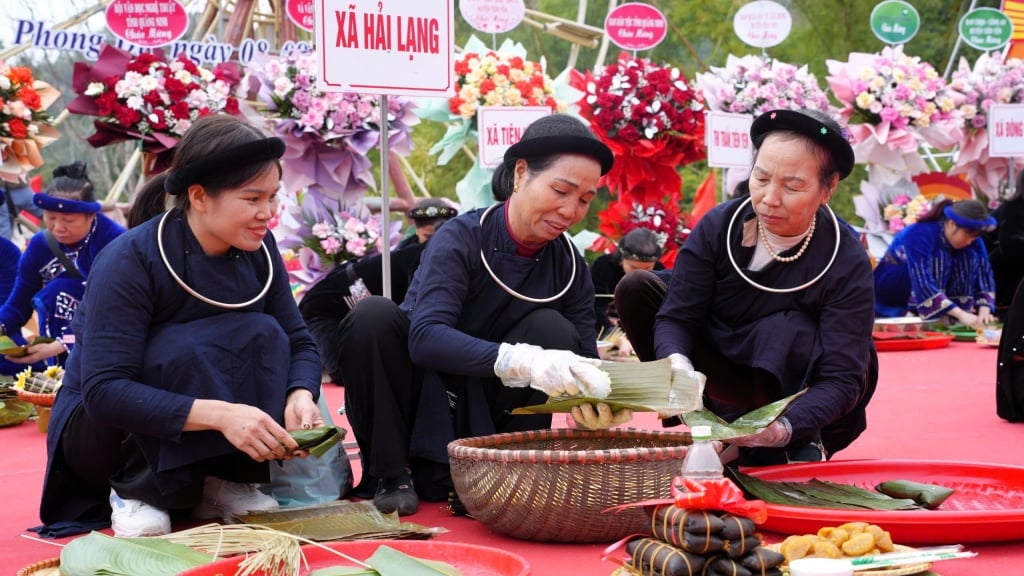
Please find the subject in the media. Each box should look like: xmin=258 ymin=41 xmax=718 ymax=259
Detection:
xmin=872 ymin=332 xmax=954 ymax=351
xmin=178 ymin=539 xmax=531 ymax=576
xmin=745 ymin=459 xmax=1024 ymax=544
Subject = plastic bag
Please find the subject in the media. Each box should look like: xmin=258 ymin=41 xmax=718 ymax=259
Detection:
xmin=269 ymin=390 xmax=352 ymax=508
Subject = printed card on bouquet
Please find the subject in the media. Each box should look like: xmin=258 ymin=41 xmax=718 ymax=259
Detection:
xmin=287 ymin=0 xmax=314 ymax=32
xmin=314 ymin=0 xmax=455 ymax=97
xmin=477 ymin=106 xmax=551 ymax=167
xmin=732 ymin=0 xmax=791 ymax=49
xmin=706 ymin=111 xmax=753 ymax=168
xmin=604 ymin=3 xmax=668 ymax=52
xmin=988 ymin=104 xmax=1024 ymax=157
xmin=459 ymin=0 xmax=524 ymax=34
xmin=105 ymin=0 xmax=189 ymax=47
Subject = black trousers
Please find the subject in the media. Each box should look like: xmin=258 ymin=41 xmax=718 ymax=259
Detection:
xmin=336 ymin=296 xmax=583 ymax=484
xmin=57 ymin=404 xmax=268 ymax=513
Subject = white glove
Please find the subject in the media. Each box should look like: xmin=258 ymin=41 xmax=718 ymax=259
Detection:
xmin=667 ymin=353 xmax=707 ymax=412
xmin=570 ymin=402 xmax=633 ymax=430
xmin=730 ymin=418 xmax=793 ymax=448
xmin=494 ymin=342 xmax=611 ymax=399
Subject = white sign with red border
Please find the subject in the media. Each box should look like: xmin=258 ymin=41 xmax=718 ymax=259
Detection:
xmin=705 ymin=111 xmax=754 ymax=168
xmin=988 ymin=104 xmax=1024 ymax=158
xmin=733 ymin=0 xmax=792 ymax=49
xmin=105 ymin=0 xmax=189 ymax=47
xmin=287 ymin=0 xmax=315 ymax=32
xmin=477 ymin=106 xmax=552 ymax=168
xmin=604 ymin=3 xmax=668 ymax=52
xmin=314 ymin=0 xmax=455 ymax=97
xmin=459 ymin=0 xmax=525 ymax=34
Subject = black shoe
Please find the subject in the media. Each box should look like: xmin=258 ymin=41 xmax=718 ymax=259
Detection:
xmin=350 ymin=474 xmax=378 ymax=500
xmin=373 ymin=474 xmax=419 ymax=516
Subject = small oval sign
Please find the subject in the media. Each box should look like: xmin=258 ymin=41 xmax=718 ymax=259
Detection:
xmin=732 ymin=0 xmax=792 ymax=49
xmin=286 ymin=0 xmax=314 ymax=33
xmin=604 ymin=3 xmax=668 ymax=52
xmin=870 ymin=0 xmax=920 ymax=45
xmin=958 ymin=7 xmax=1014 ymax=51
xmin=105 ymin=0 xmax=189 ymax=48
xmin=459 ymin=0 xmax=526 ymax=34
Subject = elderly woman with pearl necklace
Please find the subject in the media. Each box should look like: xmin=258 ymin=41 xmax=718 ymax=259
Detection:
xmin=616 ymin=108 xmax=877 ymax=467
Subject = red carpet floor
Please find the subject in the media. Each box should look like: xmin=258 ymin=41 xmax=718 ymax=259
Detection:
xmin=3 ymin=341 xmax=1023 ymax=574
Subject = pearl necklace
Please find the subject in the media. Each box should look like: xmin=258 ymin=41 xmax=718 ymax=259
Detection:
xmin=478 ymin=202 xmax=576 ymax=304
xmin=725 ymin=198 xmax=841 ymax=294
xmin=758 ymin=214 xmax=816 ymax=263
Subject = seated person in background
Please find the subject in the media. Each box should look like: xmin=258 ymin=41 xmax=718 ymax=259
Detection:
xmin=37 ymin=115 xmax=322 ymax=539
xmin=395 ymin=198 xmax=459 ymax=250
xmin=874 ymin=198 xmax=996 ymax=329
xmin=590 ymin=227 xmax=665 ymax=337
xmin=985 ymin=172 xmax=1024 ymax=321
xmin=616 ymin=109 xmax=877 ymax=467
xmin=333 ymin=115 xmax=630 ymax=516
xmin=0 ymin=235 xmax=37 ymax=376
xmin=0 ymin=163 xmax=125 ymax=368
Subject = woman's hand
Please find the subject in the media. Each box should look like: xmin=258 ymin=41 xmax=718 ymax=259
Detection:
xmin=730 ymin=418 xmax=792 ymax=448
xmin=5 ymin=340 xmax=66 ymax=364
xmin=284 ymin=388 xmax=323 ymax=432
xmin=494 ymin=343 xmax=611 ymax=398
xmin=187 ymin=399 xmax=300 ymax=463
xmin=949 ymin=308 xmax=982 ymax=329
xmin=977 ymin=307 xmax=995 ymax=327
xmin=570 ymin=402 xmax=632 ymax=430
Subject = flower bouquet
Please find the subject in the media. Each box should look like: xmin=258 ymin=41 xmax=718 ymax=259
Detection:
xmin=68 ymin=44 xmax=241 ymax=174
xmin=573 ymin=52 xmax=706 ymax=206
xmin=593 ymin=191 xmax=691 ymax=268
xmin=246 ymin=49 xmax=419 ymax=208
xmin=696 ymin=53 xmax=832 ymax=116
xmin=0 ymin=59 xmax=61 ymax=183
xmin=415 ymin=35 xmax=573 ymax=209
xmin=271 ymin=187 xmax=403 ymax=293
xmin=826 ymin=45 xmax=960 ymax=185
xmin=947 ymin=53 xmax=1024 ymax=201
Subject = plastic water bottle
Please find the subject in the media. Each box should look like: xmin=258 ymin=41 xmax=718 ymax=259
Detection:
xmin=682 ymin=425 xmax=723 ymax=479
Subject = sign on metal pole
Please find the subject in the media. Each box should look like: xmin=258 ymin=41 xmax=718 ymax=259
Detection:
xmin=477 ymin=106 xmax=552 ymax=168
xmin=705 ymin=111 xmax=754 ymax=169
xmin=988 ymin=104 xmax=1024 ymax=158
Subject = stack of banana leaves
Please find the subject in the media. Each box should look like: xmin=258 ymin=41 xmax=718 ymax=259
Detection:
xmin=727 ymin=470 xmax=928 ymax=511
xmin=0 ymin=375 xmax=34 ymax=427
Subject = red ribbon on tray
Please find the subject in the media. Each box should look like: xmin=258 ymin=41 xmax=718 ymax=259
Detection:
xmin=605 ymin=476 xmax=768 ymax=524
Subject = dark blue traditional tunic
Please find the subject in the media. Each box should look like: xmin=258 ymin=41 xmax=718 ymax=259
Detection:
xmin=655 ymin=198 xmax=876 ymax=456
xmin=40 ymin=212 xmax=320 ymax=528
xmin=874 ymin=220 xmax=996 ymax=319
xmin=0 ymin=214 xmax=123 ymax=360
xmin=0 ymin=236 xmax=31 ymax=376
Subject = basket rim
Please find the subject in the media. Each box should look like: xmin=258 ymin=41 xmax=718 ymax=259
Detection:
xmin=447 ymin=427 xmax=691 ymax=464
xmin=16 ymin=390 xmax=57 ymax=406
xmin=16 ymin=557 xmax=60 ymax=576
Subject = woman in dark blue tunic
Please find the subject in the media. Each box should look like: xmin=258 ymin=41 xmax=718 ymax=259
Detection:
xmin=0 ymin=163 xmax=124 ymax=368
xmin=617 ymin=109 xmax=877 ymax=467
xmin=333 ymin=115 xmax=628 ymax=516
xmin=37 ymin=115 xmax=322 ymax=538
xmin=874 ymin=199 xmax=996 ymax=328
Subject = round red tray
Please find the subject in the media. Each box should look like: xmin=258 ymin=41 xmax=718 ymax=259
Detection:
xmin=872 ymin=331 xmax=954 ymax=352
xmin=178 ymin=539 xmax=530 ymax=576
xmin=744 ymin=459 xmax=1024 ymax=544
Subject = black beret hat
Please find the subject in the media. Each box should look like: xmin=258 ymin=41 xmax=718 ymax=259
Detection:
xmin=750 ymin=109 xmax=856 ymax=181
xmin=504 ymin=114 xmax=614 ymax=176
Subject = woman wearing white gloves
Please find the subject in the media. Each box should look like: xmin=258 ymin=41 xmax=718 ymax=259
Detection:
xmin=333 ymin=115 xmax=630 ymax=518
xmin=616 ymin=109 xmax=878 ymax=467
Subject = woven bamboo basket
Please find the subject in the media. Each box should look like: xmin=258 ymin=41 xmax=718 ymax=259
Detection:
xmin=16 ymin=557 xmax=60 ymax=576
xmin=16 ymin=389 xmax=56 ymax=407
xmin=447 ymin=428 xmax=692 ymax=543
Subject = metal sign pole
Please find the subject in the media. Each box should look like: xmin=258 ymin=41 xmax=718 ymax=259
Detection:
xmin=379 ymin=94 xmax=392 ymax=300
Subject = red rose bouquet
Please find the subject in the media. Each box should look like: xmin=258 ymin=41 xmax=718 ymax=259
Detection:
xmin=573 ymin=53 xmax=706 ymax=206
xmin=0 ymin=59 xmax=61 ymax=182
xmin=69 ymin=44 xmax=241 ymax=173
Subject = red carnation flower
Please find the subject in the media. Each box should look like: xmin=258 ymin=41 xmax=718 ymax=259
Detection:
xmin=143 ymin=89 xmax=164 ymax=107
xmin=114 ymin=105 xmax=141 ymax=128
xmin=170 ymin=101 xmax=191 ymax=120
xmin=164 ymin=77 xmax=189 ymax=102
xmin=479 ymin=78 xmax=495 ymax=95
xmin=7 ymin=118 xmax=28 ymax=138
xmin=18 ymin=85 xmax=41 ymax=110
xmin=95 ymin=92 xmax=119 ymax=116
xmin=223 ymin=97 xmax=240 ymax=115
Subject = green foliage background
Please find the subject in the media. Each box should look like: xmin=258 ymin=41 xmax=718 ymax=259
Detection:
xmin=1 ymin=0 xmax=1004 ymax=233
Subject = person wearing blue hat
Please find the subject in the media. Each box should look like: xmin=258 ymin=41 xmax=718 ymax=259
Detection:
xmin=875 ymin=198 xmax=997 ymax=328
xmin=616 ymin=108 xmax=877 ymax=467
xmin=0 ymin=162 xmax=124 ymax=368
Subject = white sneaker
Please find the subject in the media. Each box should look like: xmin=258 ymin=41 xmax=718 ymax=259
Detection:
xmin=109 ymin=489 xmax=171 ymax=537
xmin=192 ymin=477 xmax=280 ymax=521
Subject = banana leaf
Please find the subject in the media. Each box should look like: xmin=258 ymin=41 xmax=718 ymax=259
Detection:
xmin=681 ymin=390 xmax=806 ymax=440
xmin=289 ymin=425 xmax=345 ymax=457
xmin=60 ymin=531 xmax=212 ymax=576
xmin=0 ymin=399 xmax=34 ymax=427
xmin=240 ymin=500 xmax=439 ymax=541
xmin=512 ymin=358 xmax=704 ymax=416
xmin=728 ymin=470 xmax=922 ymax=511
xmin=0 ymin=335 xmax=55 ymax=357
xmin=309 ymin=568 xmax=378 ymax=576
xmin=367 ymin=545 xmax=462 ymax=576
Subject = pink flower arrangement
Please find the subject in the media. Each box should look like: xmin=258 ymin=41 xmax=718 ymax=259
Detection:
xmin=947 ymin=53 xmax=1024 ymax=200
xmin=882 ymin=193 xmax=932 ymax=233
xmin=696 ymin=54 xmax=832 ymax=116
xmin=247 ymin=49 xmax=418 ymax=206
xmin=827 ymin=46 xmax=961 ymax=183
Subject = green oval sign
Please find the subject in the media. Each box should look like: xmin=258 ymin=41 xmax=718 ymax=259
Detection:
xmin=959 ymin=7 xmax=1014 ymax=51
xmin=870 ymin=0 xmax=920 ymax=45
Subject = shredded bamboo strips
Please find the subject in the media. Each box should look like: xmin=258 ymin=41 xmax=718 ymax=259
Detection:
xmin=512 ymin=358 xmax=704 ymax=416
